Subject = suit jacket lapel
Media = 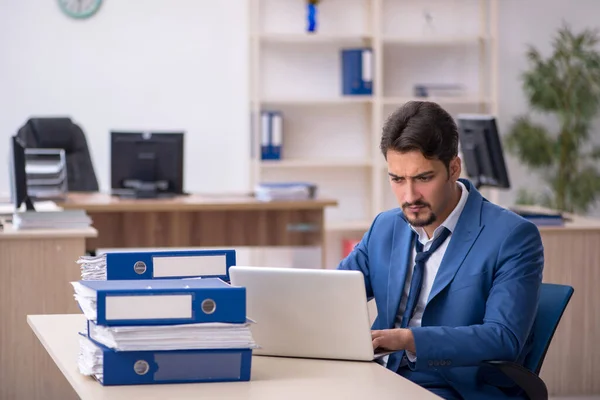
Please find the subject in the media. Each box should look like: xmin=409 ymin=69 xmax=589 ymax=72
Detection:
xmin=386 ymin=213 xmax=413 ymax=328
xmin=427 ymin=179 xmax=485 ymax=304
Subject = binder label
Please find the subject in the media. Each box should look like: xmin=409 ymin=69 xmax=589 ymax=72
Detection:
xmin=105 ymin=294 xmax=192 ymax=320
xmin=271 ymin=113 xmax=282 ymax=146
xmin=153 ymin=352 xmax=243 ymax=381
xmin=362 ymin=49 xmax=373 ymax=83
xmin=152 ymin=255 xmax=227 ymax=278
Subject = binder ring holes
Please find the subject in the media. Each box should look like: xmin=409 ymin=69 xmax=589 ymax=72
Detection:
xmin=201 ymin=299 xmax=216 ymax=314
xmin=134 ymin=360 xmax=150 ymax=375
xmin=133 ymin=261 xmax=147 ymax=275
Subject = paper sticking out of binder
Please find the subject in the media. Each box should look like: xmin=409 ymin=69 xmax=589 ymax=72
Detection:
xmin=71 ymin=278 xmax=247 ymax=326
xmin=77 ymin=249 xmax=236 ymax=281
xmin=84 ymin=319 xmax=257 ymax=352
xmin=78 ymin=336 xmax=253 ymax=386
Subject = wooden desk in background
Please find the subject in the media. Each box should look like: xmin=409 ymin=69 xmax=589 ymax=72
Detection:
xmin=0 ymin=224 xmax=97 ymax=400
xmin=27 ymin=314 xmax=441 ymax=400
xmin=58 ymin=193 xmax=338 ymax=268
xmin=536 ymin=216 xmax=600 ymax=396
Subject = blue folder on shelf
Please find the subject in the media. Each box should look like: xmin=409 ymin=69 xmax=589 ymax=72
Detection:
xmin=78 ymin=336 xmax=252 ymax=386
xmin=72 ymin=278 xmax=247 ymax=326
xmin=260 ymin=110 xmax=283 ymax=160
xmin=77 ymin=249 xmax=236 ymax=281
xmin=341 ymin=48 xmax=373 ymax=95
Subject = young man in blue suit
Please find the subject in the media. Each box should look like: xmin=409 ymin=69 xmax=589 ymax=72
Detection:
xmin=338 ymin=101 xmax=544 ymax=399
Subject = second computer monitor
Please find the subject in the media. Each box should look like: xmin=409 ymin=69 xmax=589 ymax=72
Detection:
xmin=9 ymin=135 xmax=35 ymax=211
xmin=110 ymin=131 xmax=184 ymax=198
xmin=456 ymin=114 xmax=510 ymax=190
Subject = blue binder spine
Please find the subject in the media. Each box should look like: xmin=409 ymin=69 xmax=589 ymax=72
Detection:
xmin=260 ymin=110 xmax=272 ymax=160
xmin=269 ymin=111 xmax=283 ymax=160
xmin=83 ymin=338 xmax=252 ymax=385
xmin=104 ymin=249 xmax=236 ymax=281
xmin=341 ymin=48 xmax=373 ymax=96
xmin=92 ymin=281 xmax=247 ymax=326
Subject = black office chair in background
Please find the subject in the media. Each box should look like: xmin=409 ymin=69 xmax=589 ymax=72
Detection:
xmin=16 ymin=117 xmax=99 ymax=192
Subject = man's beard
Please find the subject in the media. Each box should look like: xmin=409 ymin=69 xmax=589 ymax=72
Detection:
xmin=402 ymin=201 xmax=437 ymax=227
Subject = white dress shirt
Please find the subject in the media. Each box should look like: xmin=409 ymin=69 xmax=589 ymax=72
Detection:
xmin=395 ymin=181 xmax=469 ymax=362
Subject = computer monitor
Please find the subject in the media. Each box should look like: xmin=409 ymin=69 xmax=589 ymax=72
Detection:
xmin=110 ymin=131 xmax=185 ymax=199
xmin=456 ymin=114 xmax=510 ymax=190
xmin=9 ymin=135 xmax=35 ymax=211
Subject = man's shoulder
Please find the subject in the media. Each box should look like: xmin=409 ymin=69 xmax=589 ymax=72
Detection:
xmin=371 ymin=208 xmax=404 ymax=229
xmin=480 ymin=200 xmax=541 ymax=235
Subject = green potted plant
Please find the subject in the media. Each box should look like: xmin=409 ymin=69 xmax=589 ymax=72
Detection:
xmin=504 ymin=24 xmax=600 ymax=214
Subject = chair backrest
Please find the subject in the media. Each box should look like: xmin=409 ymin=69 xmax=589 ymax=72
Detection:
xmin=16 ymin=117 xmax=99 ymax=192
xmin=524 ymin=283 xmax=574 ymax=374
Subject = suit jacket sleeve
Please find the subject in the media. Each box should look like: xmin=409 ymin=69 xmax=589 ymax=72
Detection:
xmin=336 ymin=213 xmax=383 ymax=300
xmin=408 ymin=220 xmax=544 ymax=370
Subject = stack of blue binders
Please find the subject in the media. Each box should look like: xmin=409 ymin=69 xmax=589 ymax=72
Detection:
xmin=72 ymin=249 xmax=256 ymax=386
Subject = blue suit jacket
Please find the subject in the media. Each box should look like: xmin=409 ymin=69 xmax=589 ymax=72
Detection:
xmin=337 ymin=179 xmax=544 ymax=399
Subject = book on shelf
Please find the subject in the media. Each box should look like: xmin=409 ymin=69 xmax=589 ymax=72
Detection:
xmin=254 ymin=182 xmax=318 ymax=202
xmin=413 ymin=84 xmax=466 ymax=98
xmin=341 ymin=48 xmax=373 ymax=96
xmin=509 ymin=205 xmax=566 ymax=226
xmin=260 ymin=110 xmax=283 ymax=161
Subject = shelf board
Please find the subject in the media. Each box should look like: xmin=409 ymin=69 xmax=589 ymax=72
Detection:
xmin=261 ymin=158 xmax=372 ymax=169
xmin=256 ymin=32 xmax=372 ymax=44
xmin=260 ymin=96 xmax=373 ymax=106
xmin=382 ymin=35 xmax=487 ymax=45
xmin=383 ymin=96 xmax=491 ymax=105
xmin=326 ymin=220 xmax=372 ymax=232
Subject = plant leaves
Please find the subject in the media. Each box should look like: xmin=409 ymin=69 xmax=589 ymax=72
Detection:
xmin=511 ymin=24 xmax=600 ymax=212
xmin=515 ymin=188 xmax=540 ymax=206
xmin=565 ymin=166 xmax=600 ymax=213
xmin=504 ymin=116 xmax=555 ymax=169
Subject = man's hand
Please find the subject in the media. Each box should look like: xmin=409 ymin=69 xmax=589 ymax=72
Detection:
xmin=371 ymin=328 xmax=416 ymax=353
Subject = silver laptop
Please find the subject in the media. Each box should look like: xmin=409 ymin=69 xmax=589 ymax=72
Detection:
xmin=229 ymin=266 xmax=389 ymax=362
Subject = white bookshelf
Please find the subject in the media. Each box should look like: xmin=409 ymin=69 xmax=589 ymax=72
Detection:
xmin=249 ymin=0 xmax=498 ymax=267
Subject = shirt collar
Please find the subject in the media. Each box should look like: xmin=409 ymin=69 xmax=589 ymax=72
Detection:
xmin=411 ymin=180 xmax=470 ymax=243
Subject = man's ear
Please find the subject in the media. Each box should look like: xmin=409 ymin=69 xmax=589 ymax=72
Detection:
xmin=450 ymin=157 xmax=462 ymax=181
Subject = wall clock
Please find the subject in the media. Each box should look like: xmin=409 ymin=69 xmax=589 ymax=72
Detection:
xmin=57 ymin=0 xmax=103 ymax=19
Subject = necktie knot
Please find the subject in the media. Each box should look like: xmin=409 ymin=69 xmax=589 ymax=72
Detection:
xmin=414 ymin=251 xmax=430 ymax=264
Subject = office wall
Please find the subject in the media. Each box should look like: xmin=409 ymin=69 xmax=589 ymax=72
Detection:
xmin=2 ymin=0 xmax=600 ymax=212
xmin=496 ymin=0 xmax=600 ymax=213
xmin=0 ymin=0 xmax=250 ymax=195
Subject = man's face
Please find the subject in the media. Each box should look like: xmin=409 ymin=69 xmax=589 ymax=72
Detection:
xmin=386 ymin=150 xmax=461 ymax=228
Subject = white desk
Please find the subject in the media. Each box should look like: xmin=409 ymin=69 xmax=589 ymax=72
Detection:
xmin=28 ymin=314 xmax=440 ymax=400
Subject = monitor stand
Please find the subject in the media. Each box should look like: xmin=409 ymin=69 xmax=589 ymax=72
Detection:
xmin=111 ymin=182 xmax=178 ymax=199
xmin=112 ymin=189 xmax=178 ymax=199
xmin=24 ymin=195 xmax=36 ymax=211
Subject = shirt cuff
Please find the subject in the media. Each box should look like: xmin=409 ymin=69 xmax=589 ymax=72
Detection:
xmin=406 ymin=350 xmax=417 ymax=362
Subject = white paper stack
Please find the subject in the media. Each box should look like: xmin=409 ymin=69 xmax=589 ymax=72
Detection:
xmin=84 ymin=319 xmax=257 ymax=351
xmin=76 ymin=254 xmax=108 ymax=281
xmin=12 ymin=209 xmax=92 ymax=230
xmin=78 ymin=336 xmax=104 ymax=382
xmin=254 ymin=182 xmax=317 ymax=202
xmin=72 ymin=282 xmax=98 ymax=320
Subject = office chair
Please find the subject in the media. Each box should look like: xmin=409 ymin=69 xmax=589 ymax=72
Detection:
xmin=16 ymin=117 xmax=99 ymax=192
xmin=483 ymin=283 xmax=574 ymax=400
